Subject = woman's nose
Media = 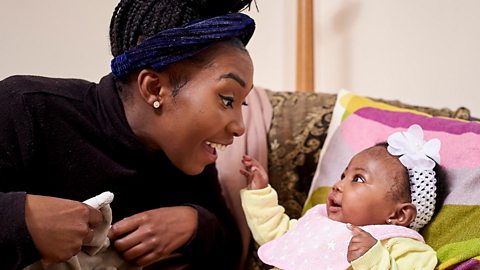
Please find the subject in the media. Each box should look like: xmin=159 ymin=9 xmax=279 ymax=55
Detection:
xmin=228 ymin=110 xmax=245 ymax=137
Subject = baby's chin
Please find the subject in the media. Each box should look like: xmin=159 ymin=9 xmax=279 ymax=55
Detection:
xmin=326 ymin=212 xmax=348 ymax=224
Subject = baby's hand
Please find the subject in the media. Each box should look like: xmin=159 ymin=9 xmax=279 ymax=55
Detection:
xmin=240 ymin=155 xmax=269 ymax=190
xmin=346 ymin=223 xmax=377 ymax=262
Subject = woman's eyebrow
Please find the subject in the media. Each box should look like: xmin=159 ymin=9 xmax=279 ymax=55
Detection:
xmin=218 ymin=72 xmax=246 ymax=88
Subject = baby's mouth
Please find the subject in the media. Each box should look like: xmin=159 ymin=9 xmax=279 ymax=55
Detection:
xmin=328 ymin=194 xmax=341 ymax=208
xmin=330 ymin=199 xmax=341 ymax=207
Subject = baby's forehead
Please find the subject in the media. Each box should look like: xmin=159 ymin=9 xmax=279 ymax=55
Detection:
xmin=362 ymin=145 xmax=393 ymax=158
xmin=352 ymin=146 xmax=405 ymax=172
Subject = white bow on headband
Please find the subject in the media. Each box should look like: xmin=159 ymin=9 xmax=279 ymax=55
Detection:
xmin=386 ymin=124 xmax=441 ymax=231
xmin=387 ymin=124 xmax=441 ymax=170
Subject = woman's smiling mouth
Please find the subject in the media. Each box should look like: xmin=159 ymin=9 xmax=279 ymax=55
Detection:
xmin=206 ymin=141 xmax=227 ymax=151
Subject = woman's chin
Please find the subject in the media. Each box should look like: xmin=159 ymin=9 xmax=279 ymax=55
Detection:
xmin=172 ymin=149 xmax=216 ymax=175
xmin=180 ymin=164 xmax=206 ymax=176
xmin=177 ymin=158 xmax=212 ymax=175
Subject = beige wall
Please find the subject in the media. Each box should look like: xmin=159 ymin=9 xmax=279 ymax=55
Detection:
xmin=1 ymin=0 xmax=479 ymax=116
xmin=315 ymin=0 xmax=480 ymax=117
xmin=0 ymin=1 xmax=116 ymax=81
xmin=246 ymin=0 xmax=480 ymax=117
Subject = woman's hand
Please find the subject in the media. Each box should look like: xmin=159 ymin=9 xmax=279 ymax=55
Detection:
xmin=240 ymin=155 xmax=269 ymax=190
xmin=108 ymin=206 xmax=198 ymax=267
xmin=346 ymin=223 xmax=377 ymax=262
xmin=25 ymin=194 xmax=103 ymax=265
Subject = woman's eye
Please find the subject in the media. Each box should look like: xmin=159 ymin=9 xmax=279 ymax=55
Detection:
xmin=219 ymin=94 xmax=234 ymax=108
xmin=352 ymin=176 xmax=365 ymax=183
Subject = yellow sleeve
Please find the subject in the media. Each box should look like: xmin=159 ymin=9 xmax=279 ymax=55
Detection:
xmin=240 ymin=185 xmax=298 ymax=245
xmin=350 ymin=237 xmax=437 ymax=270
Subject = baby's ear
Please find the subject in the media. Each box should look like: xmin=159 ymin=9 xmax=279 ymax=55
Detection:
xmin=390 ymin=203 xmax=416 ymax=227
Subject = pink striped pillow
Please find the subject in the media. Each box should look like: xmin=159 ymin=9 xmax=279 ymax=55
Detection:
xmin=305 ymin=107 xmax=480 ymax=252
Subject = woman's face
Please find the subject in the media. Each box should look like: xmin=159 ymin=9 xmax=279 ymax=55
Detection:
xmin=326 ymin=146 xmax=408 ymax=225
xmin=155 ymin=43 xmax=254 ymax=175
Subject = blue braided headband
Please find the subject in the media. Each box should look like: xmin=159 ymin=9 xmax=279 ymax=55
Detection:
xmin=111 ymin=12 xmax=255 ymax=78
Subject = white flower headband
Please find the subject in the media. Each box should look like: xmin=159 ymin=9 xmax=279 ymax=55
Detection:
xmin=387 ymin=124 xmax=441 ymax=231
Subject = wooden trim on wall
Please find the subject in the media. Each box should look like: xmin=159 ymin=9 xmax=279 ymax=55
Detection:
xmin=296 ymin=0 xmax=314 ymax=92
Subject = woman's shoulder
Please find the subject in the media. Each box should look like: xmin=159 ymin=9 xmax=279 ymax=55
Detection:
xmin=0 ymin=75 xmax=94 ymax=99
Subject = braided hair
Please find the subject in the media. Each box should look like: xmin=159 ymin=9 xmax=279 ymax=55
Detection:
xmin=109 ymin=0 xmax=254 ymax=57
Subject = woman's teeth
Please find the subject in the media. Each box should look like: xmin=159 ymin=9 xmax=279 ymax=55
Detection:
xmin=206 ymin=141 xmax=227 ymax=151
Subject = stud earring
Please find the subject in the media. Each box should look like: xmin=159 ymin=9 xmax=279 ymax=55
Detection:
xmin=153 ymin=100 xmax=160 ymax=109
xmin=387 ymin=219 xmax=392 ymax=224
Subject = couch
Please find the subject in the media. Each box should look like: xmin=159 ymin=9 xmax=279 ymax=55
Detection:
xmin=217 ymin=87 xmax=478 ymax=270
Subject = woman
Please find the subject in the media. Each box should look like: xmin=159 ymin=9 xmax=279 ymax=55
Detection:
xmin=0 ymin=0 xmax=256 ymax=269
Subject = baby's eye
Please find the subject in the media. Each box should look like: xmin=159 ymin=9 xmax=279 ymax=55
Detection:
xmin=219 ymin=94 xmax=234 ymax=108
xmin=352 ymin=176 xmax=365 ymax=183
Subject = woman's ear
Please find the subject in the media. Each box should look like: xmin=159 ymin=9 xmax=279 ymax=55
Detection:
xmin=136 ymin=69 xmax=168 ymax=107
xmin=389 ymin=203 xmax=417 ymax=227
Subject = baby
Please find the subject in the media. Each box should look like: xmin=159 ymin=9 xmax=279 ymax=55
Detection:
xmin=240 ymin=124 xmax=445 ymax=269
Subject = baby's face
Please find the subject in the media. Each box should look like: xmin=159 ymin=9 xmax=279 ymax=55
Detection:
xmin=327 ymin=146 xmax=408 ymax=226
